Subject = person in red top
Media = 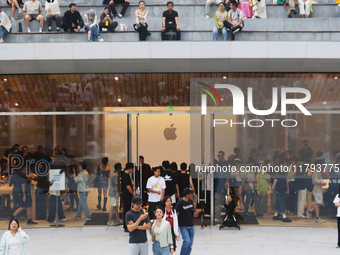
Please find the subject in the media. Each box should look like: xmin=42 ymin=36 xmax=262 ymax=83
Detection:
xmin=163 ymin=196 xmax=179 ymax=252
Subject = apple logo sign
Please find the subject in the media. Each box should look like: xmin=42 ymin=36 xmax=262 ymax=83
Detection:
xmin=164 ymin=124 xmax=177 ymax=140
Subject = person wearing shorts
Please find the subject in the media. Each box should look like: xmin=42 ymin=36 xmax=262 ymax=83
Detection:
xmin=10 ymin=167 xmax=37 ymax=225
xmin=307 ymin=170 xmax=327 ymax=223
xmin=7 ymin=0 xmax=23 ymax=20
xmin=23 ymin=0 xmax=44 ymax=32
xmin=107 ymin=163 xmax=123 ymax=226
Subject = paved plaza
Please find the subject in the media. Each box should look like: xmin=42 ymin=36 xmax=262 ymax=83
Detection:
xmin=6 ymin=225 xmax=338 ymax=255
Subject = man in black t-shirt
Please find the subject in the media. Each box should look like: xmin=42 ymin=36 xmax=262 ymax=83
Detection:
xmin=176 ymin=188 xmax=198 ymax=255
xmin=161 ymin=160 xmax=179 ymax=205
xmin=126 ymin=196 xmax=151 ymax=255
xmin=178 ymin=162 xmax=195 ymax=197
xmin=298 ymin=140 xmax=313 ymax=163
xmin=271 ymin=159 xmax=292 ymax=223
xmin=121 ymin=162 xmax=136 ymax=232
xmin=161 ymin=1 xmax=181 ymax=40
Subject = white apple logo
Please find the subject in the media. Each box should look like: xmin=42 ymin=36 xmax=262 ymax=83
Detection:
xmin=164 ymin=124 xmax=177 ymax=140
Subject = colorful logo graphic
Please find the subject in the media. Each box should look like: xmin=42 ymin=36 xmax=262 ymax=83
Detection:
xmin=196 ymin=82 xmax=223 ymax=107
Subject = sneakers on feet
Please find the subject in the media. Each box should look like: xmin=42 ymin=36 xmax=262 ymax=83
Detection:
xmin=18 ymin=8 xmax=23 ymax=14
xmin=0 ymin=39 xmax=4 ymax=43
xmin=282 ymin=217 xmax=292 ymax=223
xmin=98 ymin=36 xmax=104 ymax=42
xmin=107 ymin=221 xmax=115 ymax=226
xmin=27 ymin=220 xmax=38 ymax=225
xmin=74 ymin=216 xmax=81 ymax=220
xmin=205 ymin=14 xmax=209 ymax=19
xmin=307 ymin=211 xmax=311 ymax=219
xmin=59 ymin=218 xmax=68 ymax=222
xmin=47 ymin=221 xmax=55 ymax=224
xmin=66 ymin=207 xmax=75 ymax=211
xmin=233 ymin=28 xmax=240 ymax=34
xmin=298 ymin=215 xmax=307 ymax=219
xmin=118 ymin=14 xmax=123 ymax=19
xmin=82 ymin=217 xmax=91 ymax=221
xmin=102 ymin=28 xmax=108 ymax=32
xmin=315 ymin=218 xmax=324 ymax=223
xmin=273 ymin=215 xmax=282 ymax=220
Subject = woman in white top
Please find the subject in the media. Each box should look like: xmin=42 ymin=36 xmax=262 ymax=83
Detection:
xmin=0 ymin=219 xmax=29 ymax=255
xmin=84 ymin=9 xmax=104 ymax=42
xmin=252 ymin=0 xmax=267 ymax=19
xmin=45 ymin=0 xmax=61 ymax=31
xmin=151 ymin=207 xmax=174 ymax=255
xmin=163 ymin=196 xmax=179 ymax=252
xmin=134 ymin=0 xmax=151 ymax=41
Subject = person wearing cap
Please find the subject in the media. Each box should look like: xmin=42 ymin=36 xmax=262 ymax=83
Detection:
xmin=298 ymin=139 xmax=313 ymax=163
xmin=84 ymin=9 xmax=104 ymax=42
xmin=175 ymin=187 xmax=198 ymax=255
xmin=99 ymin=7 xmax=118 ymax=32
xmin=126 ymin=196 xmax=151 ymax=255
xmin=0 ymin=7 xmax=12 ymax=43
xmin=61 ymin=3 xmax=84 ymax=33
xmin=122 ymin=162 xmax=136 ymax=232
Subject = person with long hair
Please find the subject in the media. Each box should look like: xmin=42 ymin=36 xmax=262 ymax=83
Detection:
xmin=94 ymin=157 xmax=110 ymax=211
xmin=0 ymin=219 xmax=29 ymax=255
xmin=151 ymin=207 xmax=174 ymax=255
xmin=163 ymin=196 xmax=179 ymax=252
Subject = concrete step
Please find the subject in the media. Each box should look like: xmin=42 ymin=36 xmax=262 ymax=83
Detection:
xmin=1 ymin=3 xmax=339 ymax=21
xmin=9 ymin=15 xmax=340 ymax=33
xmin=0 ymin=0 xmax=335 ymax=6
xmin=243 ymin=17 xmax=340 ymax=31
xmin=4 ymin=30 xmax=340 ymax=43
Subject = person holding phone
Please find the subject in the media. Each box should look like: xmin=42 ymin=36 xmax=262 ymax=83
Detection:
xmin=126 ymin=196 xmax=151 ymax=255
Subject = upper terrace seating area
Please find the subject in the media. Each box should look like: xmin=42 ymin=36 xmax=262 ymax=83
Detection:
xmin=1 ymin=0 xmax=340 ymax=42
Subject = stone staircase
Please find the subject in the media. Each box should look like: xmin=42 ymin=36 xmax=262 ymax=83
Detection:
xmin=1 ymin=0 xmax=339 ymax=42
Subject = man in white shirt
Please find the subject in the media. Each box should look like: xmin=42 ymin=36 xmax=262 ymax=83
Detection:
xmin=223 ymin=1 xmax=244 ymax=41
xmin=146 ymin=166 xmax=166 ymax=219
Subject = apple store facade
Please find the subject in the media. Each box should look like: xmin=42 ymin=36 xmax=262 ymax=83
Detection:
xmin=0 ymin=71 xmax=339 ymax=229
